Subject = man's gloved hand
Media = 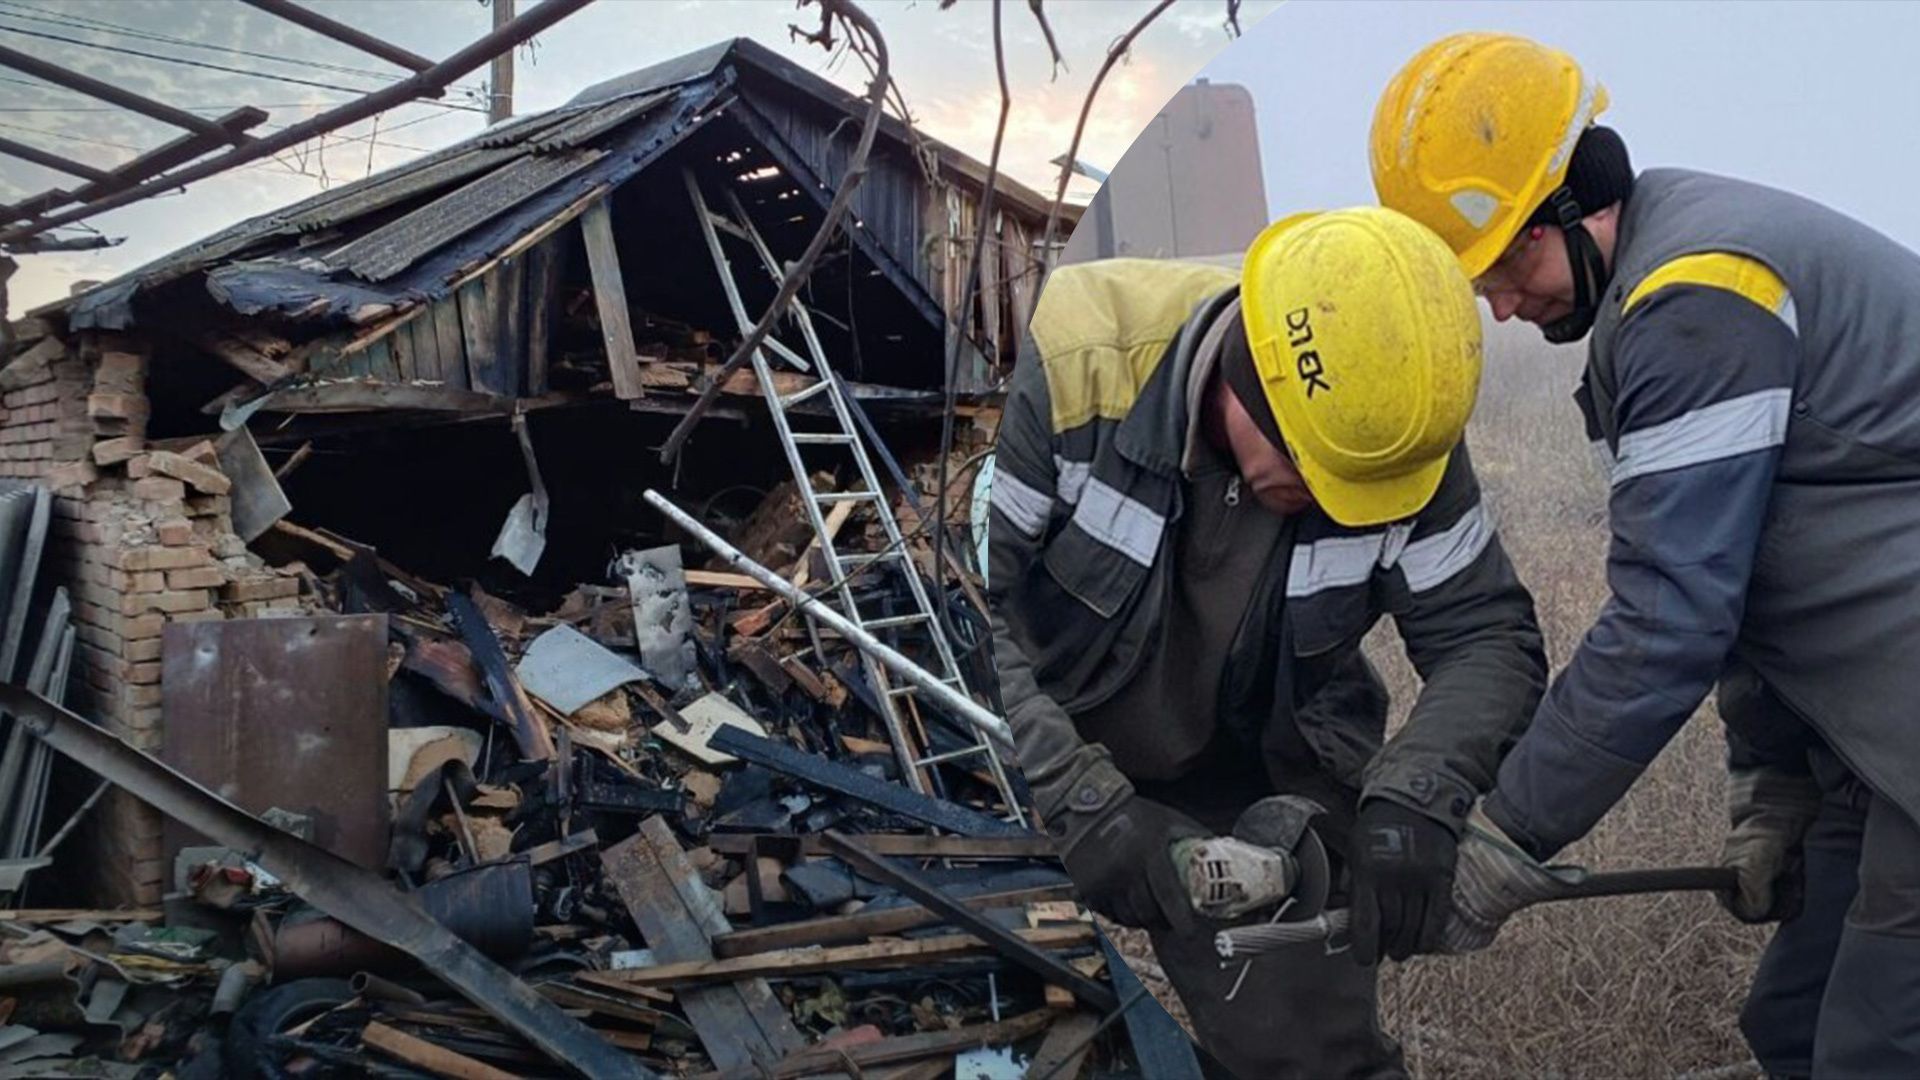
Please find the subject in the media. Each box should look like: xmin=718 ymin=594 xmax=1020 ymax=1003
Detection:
xmin=1444 ymin=804 xmax=1586 ymax=953
xmin=1058 ymin=794 xmax=1209 ymax=931
xmin=1719 ymin=764 xmax=1823 ymax=923
xmin=1350 ymin=799 xmax=1458 ymax=965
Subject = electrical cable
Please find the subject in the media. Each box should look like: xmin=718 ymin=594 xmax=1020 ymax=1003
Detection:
xmin=0 ymin=21 xmax=485 ymax=108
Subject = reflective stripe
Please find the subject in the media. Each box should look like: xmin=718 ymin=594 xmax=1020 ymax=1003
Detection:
xmin=1053 ymin=456 xmax=1091 ymax=506
xmin=1623 ymin=252 xmax=1797 ymax=335
xmin=1611 ymin=388 xmax=1791 ymax=485
xmin=989 ymin=467 xmax=1051 ymax=538
xmin=1399 ymin=502 xmax=1493 ymax=593
xmin=1287 ymin=532 xmax=1387 ymax=598
xmin=1073 ymin=478 xmax=1166 ymax=567
xmin=1549 ymin=78 xmax=1602 ymax=175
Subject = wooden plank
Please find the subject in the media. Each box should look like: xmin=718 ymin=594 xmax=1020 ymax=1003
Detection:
xmin=0 ymin=908 xmax=161 ymax=923
xmin=1099 ymin=930 xmax=1205 ymax=1079
xmin=524 ymin=232 xmax=563 ymax=396
xmin=191 ymin=332 xmax=292 ymax=384
xmin=255 ymin=383 xmax=507 ymax=414
xmin=495 ymin=251 xmax=527 ymax=398
xmin=582 ymin=925 xmax=1095 ymax=990
xmin=432 ymin=295 xmax=469 ymax=390
xmin=458 ymin=277 xmax=501 ymax=395
xmin=361 ymin=1021 xmax=517 ymax=1080
xmin=365 ymin=338 xmax=401 ymax=382
xmin=599 ymin=818 xmax=804 ymax=1074
xmin=581 ymin=200 xmax=645 ymax=400
xmin=707 ymin=726 xmax=1025 ymax=837
xmin=693 ymin=1010 xmax=1056 ymax=1080
xmin=704 ymin=833 xmax=1058 ymax=860
xmin=447 ymin=592 xmax=554 ymax=762
xmin=822 ymin=832 xmax=1116 ymax=1010
xmin=1026 ymin=1011 xmax=1100 ymax=1080
xmin=409 ymin=309 xmax=442 ymax=382
xmin=710 ymin=883 xmax=1076 ymax=959
xmin=391 ymin=317 xmax=417 ymax=381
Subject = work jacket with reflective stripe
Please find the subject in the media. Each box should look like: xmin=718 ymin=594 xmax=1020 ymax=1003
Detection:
xmin=989 ymin=258 xmax=1546 ymax=839
xmin=1488 ymin=168 xmax=1920 ymax=857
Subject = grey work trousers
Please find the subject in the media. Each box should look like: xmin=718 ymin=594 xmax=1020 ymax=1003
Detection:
xmin=1137 ymin=748 xmax=1405 ymax=1080
xmin=1740 ymin=749 xmax=1920 ymax=1078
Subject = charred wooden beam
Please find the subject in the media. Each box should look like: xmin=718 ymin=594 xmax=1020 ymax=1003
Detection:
xmin=239 ymin=0 xmax=437 ymax=73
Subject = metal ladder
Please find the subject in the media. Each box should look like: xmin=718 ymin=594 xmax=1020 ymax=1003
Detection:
xmin=683 ymin=168 xmax=1025 ymax=826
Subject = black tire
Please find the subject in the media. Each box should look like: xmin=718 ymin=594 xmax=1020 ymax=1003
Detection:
xmin=224 ymin=977 xmax=355 ymax=1080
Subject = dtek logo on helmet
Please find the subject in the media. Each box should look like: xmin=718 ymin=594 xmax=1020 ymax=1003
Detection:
xmin=1288 ymin=308 xmax=1331 ymax=398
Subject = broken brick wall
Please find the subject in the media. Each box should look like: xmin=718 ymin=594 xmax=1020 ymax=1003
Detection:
xmin=1 ymin=323 xmax=312 ymax=906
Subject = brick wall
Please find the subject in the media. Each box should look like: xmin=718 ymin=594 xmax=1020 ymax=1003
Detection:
xmin=2 ymin=324 xmax=311 ymax=905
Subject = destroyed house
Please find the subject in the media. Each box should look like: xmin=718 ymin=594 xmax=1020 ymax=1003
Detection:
xmin=0 ymin=36 xmax=1078 ymax=908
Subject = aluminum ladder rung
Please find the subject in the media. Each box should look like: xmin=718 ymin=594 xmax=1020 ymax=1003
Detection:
xmin=778 ymin=380 xmax=832 ymax=409
xmin=835 ymin=549 xmax=904 ymax=569
xmin=914 ymin=745 xmax=995 ymax=768
xmin=859 ymin=613 xmax=929 ymax=631
xmin=790 ymin=432 xmax=856 ymax=446
xmin=888 ymin=676 xmax=965 ymax=697
xmin=812 ymin=490 xmax=881 ymax=505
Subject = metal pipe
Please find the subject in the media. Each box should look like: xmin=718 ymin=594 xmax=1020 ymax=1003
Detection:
xmin=0 ymin=43 xmax=227 ymax=137
xmin=238 ymin=0 xmax=437 ymax=73
xmin=0 ymin=0 xmax=595 ymax=243
xmin=643 ymin=489 xmax=1015 ymax=752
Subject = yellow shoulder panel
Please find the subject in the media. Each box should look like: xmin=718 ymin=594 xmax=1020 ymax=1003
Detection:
xmin=1029 ymin=259 xmax=1237 ymax=432
xmin=1623 ymin=252 xmax=1792 ymax=321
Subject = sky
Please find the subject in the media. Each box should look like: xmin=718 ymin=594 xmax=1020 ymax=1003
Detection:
xmin=1 ymin=0 xmax=1279 ymax=311
xmin=1198 ymin=0 xmax=1920 ymax=255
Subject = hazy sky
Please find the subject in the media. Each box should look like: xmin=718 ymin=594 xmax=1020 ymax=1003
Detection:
xmin=2 ymin=0 xmax=1278 ymax=311
xmin=1199 ymin=0 xmax=1920 ymax=254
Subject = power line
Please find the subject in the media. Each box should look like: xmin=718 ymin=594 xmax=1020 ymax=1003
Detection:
xmin=0 ymin=22 xmax=493 ymax=106
xmin=0 ymin=0 xmax=486 ymax=97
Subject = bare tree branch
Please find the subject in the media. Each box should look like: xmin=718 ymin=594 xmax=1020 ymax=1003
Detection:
xmin=931 ymin=0 xmax=1013 ymax=648
xmin=1039 ymin=0 xmax=1178 ymax=256
xmin=660 ymin=0 xmax=889 ymax=464
xmin=1028 ymin=0 xmax=1066 ymax=78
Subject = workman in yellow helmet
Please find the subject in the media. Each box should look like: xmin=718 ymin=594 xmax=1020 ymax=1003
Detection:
xmin=1374 ymin=32 xmax=1920 ymax=1076
xmin=988 ymin=207 xmax=1545 ymax=1077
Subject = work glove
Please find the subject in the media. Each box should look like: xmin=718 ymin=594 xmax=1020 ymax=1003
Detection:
xmin=1444 ymin=804 xmax=1586 ymax=954
xmin=1349 ymin=799 xmax=1458 ymax=965
xmin=1719 ymin=764 xmax=1823 ymax=923
xmin=1057 ymin=793 xmax=1209 ymax=931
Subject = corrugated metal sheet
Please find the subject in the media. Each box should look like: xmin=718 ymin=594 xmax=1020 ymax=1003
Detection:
xmin=326 ymin=149 xmax=606 ymax=282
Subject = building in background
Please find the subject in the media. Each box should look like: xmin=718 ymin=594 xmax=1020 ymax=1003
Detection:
xmin=1060 ymin=78 xmax=1267 ymax=264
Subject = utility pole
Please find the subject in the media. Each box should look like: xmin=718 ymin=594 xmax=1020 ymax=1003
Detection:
xmin=487 ymin=0 xmax=514 ymax=125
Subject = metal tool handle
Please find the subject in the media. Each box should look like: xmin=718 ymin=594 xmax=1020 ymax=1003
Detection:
xmin=1214 ymin=865 xmax=1738 ymax=960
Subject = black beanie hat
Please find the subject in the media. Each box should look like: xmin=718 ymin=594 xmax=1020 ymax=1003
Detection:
xmin=1526 ymin=124 xmax=1634 ymax=227
xmin=1219 ymin=315 xmax=1288 ymax=453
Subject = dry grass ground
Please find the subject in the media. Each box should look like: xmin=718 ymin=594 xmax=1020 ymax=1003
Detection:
xmin=1109 ymin=317 xmax=1772 ymax=1078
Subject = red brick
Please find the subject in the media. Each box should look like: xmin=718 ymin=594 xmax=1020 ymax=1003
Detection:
xmin=222 ymin=577 xmax=300 ymax=603
xmin=146 ymin=451 xmax=231 ymax=495
xmin=125 ymin=683 xmax=162 ymax=709
xmin=124 ymin=637 xmax=163 ymax=663
xmin=129 ymin=477 xmax=185 ymax=503
xmin=166 ymin=567 xmax=224 ymax=590
xmin=92 ymin=435 xmax=144 ymax=465
xmin=155 ymin=517 xmax=193 ymax=545
xmin=122 ymin=588 xmax=209 ymax=616
xmin=117 ymin=544 xmax=210 ymax=571
xmin=168 ymin=609 xmax=224 ymax=624
xmin=128 ymin=660 xmax=162 ymax=685
xmin=86 ymin=391 xmax=143 ymax=420
xmin=45 ymin=460 xmax=97 ymax=491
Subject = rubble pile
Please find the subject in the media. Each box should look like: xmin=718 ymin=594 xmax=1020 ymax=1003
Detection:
xmin=0 ymin=467 xmax=1194 ymax=1078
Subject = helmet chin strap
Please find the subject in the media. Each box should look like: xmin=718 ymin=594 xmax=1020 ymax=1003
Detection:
xmin=1537 ymin=187 xmax=1611 ymax=345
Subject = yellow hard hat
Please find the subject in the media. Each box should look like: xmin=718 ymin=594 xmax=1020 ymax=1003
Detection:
xmin=1370 ymin=32 xmax=1609 ymax=277
xmin=1241 ymin=208 xmax=1483 ymax=527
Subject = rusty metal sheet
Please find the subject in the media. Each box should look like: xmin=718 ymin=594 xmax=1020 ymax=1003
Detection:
xmin=161 ymin=615 xmax=389 ymax=871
